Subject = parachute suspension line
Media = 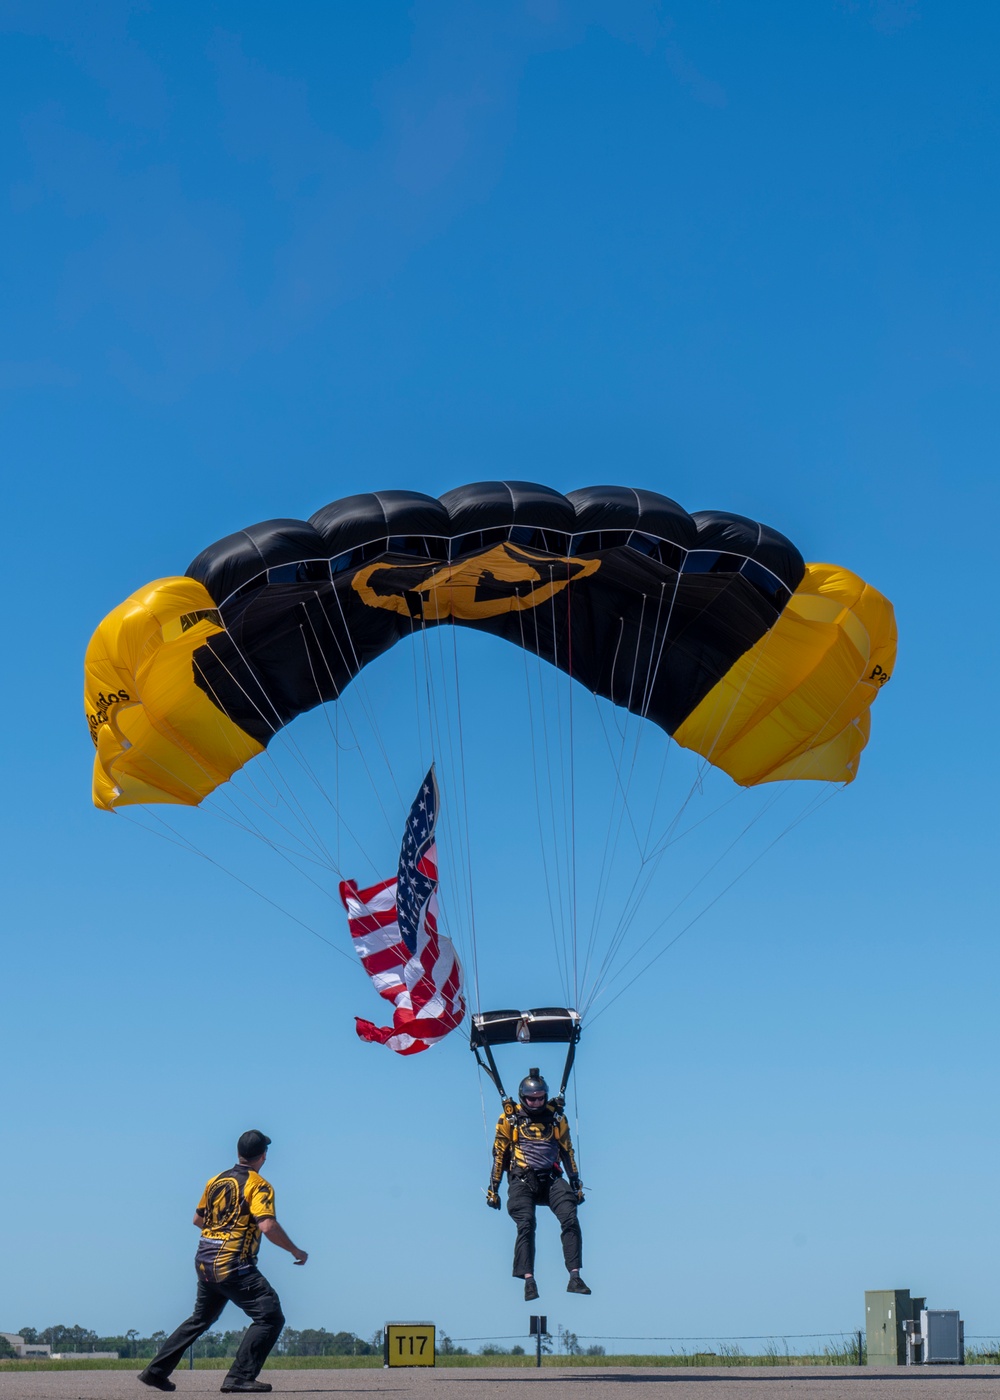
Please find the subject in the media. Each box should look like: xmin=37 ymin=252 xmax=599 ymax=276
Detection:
xmin=404 ymin=585 xmax=479 ymax=1012
xmin=199 ymin=634 xmax=349 ymax=868
xmin=590 ymin=761 xmax=836 ymax=1013
xmin=587 ymin=782 xmax=845 ymax=1024
xmin=306 ymin=601 xmax=410 ymax=831
xmin=578 ymin=574 xmax=685 ymax=1007
xmin=115 ymin=808 xmax=359 ymax=966
xmin=211 ymin=744 xmax=337 ymax=869
xmin=638 ymin=571 xmax=682 ymax=723
xmin=582 ymin=576 xmax=799 ymax=1007
xmin=334 ymin=671 xmax=341 ymax=874
xmin=191 ymin=654 xmax=353 ymax=878
xmin=586 ymin=778 xmax=792 ymax=1012
xmin=409 ymin=609 xmax=473 ymax=959
xmin=415 ymin=606 xmax=466 ymax=970
xmin=288 ymin=637 xmax=385 ymax=878
xmin=153 ymin=724 xmax=340 ymax=884
xmin=548 ymin=577 xmax=578 ymax=1007
xmin=580 ymin=760 xmax=780 ymax=1017
xmin=298 ymin=610 xmax=399 ymax=854
xmin=586 ymin=600 xmax=871 ymax=1015
xmin=565 ymin=556 xmax=579 ymax=1008
xmin=206 ymin=608 xmax=408 ymax=888
xmin=198 ymin=792 xmax=348 ymax=902
xmin=409 ymin=612 xmax=432 ymax=776
xmin=516 ymin=604 xmax=572 ymax=1007
xmin=530 ymin=594 xmax=573 ymax=1005
xmin=577 ymin=629 xmax=637 ymax=1001
xmin=320 ymin=586 xmax=407 ymax=813
xmin=413 ymin=606 xmax=470 ymax=973
xmin=641 ymin=732 xmax=675 ymax=856
xmin=95 ymin=676 xmax=342 ymax=889
xmin=579 ymin=700 xmax=649 ymax=1001
xmin=445 ymin=609 xmax=484 ymax=1018
xmin=579 ymin=584 xmax=674 ymax=1000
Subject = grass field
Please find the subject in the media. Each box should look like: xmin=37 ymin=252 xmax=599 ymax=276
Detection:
xmin=6 ymin=1340 xmax=999 ymax=1371
xmin=0 ymin=1350 xmax=888 ymax=1371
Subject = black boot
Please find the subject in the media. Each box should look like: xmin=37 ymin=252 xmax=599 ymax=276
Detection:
xmin=524 ymin=1276 xmax=539 ymax=1301
xmin=567 ymin=1272 xmax=591 ymax=1294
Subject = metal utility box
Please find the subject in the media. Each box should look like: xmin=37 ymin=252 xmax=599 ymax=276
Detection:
xmin=904 ymin=1311 xmax=964 ymax=1365
xmin=865 ymin=1290 xmax=925 ymax=1365
xmin=923 ymin=1311 xmax=964 ymax=1364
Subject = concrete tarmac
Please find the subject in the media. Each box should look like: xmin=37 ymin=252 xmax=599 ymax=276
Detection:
xmin=2 ymin=1369 xmax=1000 ymax=1400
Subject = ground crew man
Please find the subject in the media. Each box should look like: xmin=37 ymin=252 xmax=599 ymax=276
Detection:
xmin=487 ymin=1068 xmax=591 ymax=1300
xmin=138 ymin=1129 xmax=307 ymax=1395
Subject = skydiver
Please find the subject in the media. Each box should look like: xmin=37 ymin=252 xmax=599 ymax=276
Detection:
xmin=486 ymin=1067 xmax=590 ymax=1300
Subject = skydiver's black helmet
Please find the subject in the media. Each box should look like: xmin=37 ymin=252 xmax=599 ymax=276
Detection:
xmin=518 ymin=1068 xmax=550 ymax=1114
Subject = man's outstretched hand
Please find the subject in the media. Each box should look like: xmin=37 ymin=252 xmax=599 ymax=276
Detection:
xmin=486 ymin=1188 xmax=501 ymax=1209
xmin=569 ymin=1175 xmax=585 ymax=1205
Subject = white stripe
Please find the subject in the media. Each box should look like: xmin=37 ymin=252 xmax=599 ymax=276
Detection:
xmin=351 ymin=924 xmax=403 ymax=957
xmin=370 ymin=969 xmax=407 ymax=996
xmin=344 ymin=883 xmax=398 ymax=917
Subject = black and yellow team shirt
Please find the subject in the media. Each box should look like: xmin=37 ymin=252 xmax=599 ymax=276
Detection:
xmin=194 ymin=1164 xmax=276 ymax=1282
xmin=490 ymin=1105 xmax=580 ymax=1192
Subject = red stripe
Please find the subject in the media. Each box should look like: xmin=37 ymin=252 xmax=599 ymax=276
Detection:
xmin=360 ymin=945 xmax=409 ymax=975
xmin=346 ymin=908 xmax=399 ymax=936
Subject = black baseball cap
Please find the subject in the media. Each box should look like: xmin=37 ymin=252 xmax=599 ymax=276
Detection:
xmin=237 ymin=1129 xmax=272 ymax=1160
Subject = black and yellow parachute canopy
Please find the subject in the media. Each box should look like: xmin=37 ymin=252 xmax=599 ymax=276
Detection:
xmin=85 ymin=482 xmax=896 ymax=810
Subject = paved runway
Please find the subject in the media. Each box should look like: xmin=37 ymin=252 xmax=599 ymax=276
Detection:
xmin=2 ymin=1369 xmax=1000 ymax=1400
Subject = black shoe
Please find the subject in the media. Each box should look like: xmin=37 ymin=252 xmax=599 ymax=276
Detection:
xmin=567 ymin=1273 xmax=592 ymax=1294
xmin=220 ymin=1384 xmax=272 ymax=1394
xmin=524 ymin=1276 xmax=539 ymax=1301
xmin=138 ymin=1373 xmax=176 ymax=1393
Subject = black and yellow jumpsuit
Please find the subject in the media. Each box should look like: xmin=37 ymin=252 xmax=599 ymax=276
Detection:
xmin=491 ymin=1102 xmax=582 ymax=1278
xmin=141 ymin=1164 xmax=285 ymax=1388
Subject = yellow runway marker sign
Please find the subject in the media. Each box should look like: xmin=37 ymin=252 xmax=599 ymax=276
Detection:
xmin=384 ymin=1322 xmax=436 ymax=1367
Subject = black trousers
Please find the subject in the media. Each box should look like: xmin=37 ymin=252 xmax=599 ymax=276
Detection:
xmin=507 ymin=1174 xmax=582 ymax=1278
xmin=142 ymin=1266 xmax=285 ymax=1384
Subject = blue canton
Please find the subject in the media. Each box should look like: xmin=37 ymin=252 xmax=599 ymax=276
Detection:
xmin=395 ymin=766 xmax=438 ymax=954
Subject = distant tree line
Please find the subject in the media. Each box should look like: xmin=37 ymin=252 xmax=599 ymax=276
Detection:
xmin=14 ymin=1326 xmax=382 ymax=1359
xmin=10 ymin=1325 xmax=601 ymax=1361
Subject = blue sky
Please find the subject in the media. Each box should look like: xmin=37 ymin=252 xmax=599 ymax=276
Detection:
xmin=3 ymin=0 xmax=999 ymax=1354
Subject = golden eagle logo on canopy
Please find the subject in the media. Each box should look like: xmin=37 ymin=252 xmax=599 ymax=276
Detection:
xmin=352 ymin=542 xmax=602 ymax=621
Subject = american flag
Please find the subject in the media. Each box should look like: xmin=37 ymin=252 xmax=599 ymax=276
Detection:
xmin=339 ymin=766 xmax=465 ymax=1055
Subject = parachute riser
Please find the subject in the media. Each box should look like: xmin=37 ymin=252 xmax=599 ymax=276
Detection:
xmin=473 ymin=1041 xmax=508 ymax=1100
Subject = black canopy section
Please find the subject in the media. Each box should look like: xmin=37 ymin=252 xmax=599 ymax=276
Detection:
xmin=470 ymin=1008 xmax=582 ymax=1102
xmin=187 ymin=481 xmax=806 ymax=753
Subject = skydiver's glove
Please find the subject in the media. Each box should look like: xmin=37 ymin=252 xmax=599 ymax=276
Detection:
xmin=486 ymin=1188 xmax=501 ymax=1209
xmin=569 ymin=1174 xmax=585 ymax=1205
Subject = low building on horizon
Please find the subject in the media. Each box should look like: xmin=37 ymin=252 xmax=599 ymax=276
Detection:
xmin=1 ymin=1333 xmax=53 ymax=1358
